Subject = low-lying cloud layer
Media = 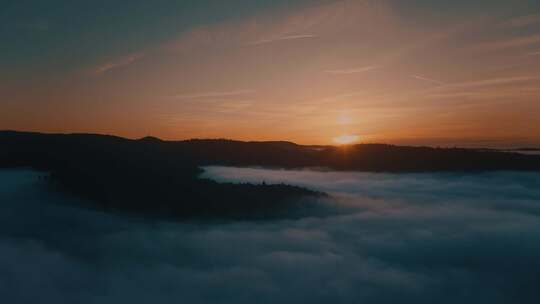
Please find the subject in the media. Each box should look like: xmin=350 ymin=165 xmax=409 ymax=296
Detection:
xmin=1 ymin=168 xmax=540 ymax=303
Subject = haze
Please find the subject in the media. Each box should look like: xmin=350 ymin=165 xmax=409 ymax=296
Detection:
xmin=2 ymin=168 xmax=539 ymax=303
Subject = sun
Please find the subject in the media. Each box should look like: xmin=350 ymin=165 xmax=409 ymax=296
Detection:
xmin=333 ymin=134 xmax=360 ymax=145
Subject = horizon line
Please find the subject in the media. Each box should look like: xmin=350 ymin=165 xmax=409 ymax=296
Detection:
xmin=1 ymin=129 xmax=539 ymax=150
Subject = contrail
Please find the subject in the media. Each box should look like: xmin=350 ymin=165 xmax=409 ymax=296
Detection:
xmin=412 ymin=75 xmax=445 ymax=85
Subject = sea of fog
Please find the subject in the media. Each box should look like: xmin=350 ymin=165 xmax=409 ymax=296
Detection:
xmin=1 ymin=167 xmax=540 ymax=303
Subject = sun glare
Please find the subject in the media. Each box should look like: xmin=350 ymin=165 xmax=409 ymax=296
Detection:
xmin=333 ymin=134 xmax=360 ymax=145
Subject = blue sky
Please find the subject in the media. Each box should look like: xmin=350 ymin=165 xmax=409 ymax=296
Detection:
xmin=3 ymin=0 xmax=537 ymax=75
xmin=1 ymin=0 xmax=313 ymax=74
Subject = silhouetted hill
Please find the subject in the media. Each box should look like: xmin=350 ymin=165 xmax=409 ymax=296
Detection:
xmin=169 ymin=139 xmax=540 ymax=172
xmin=2 ymin=131 xmax=540 ymax=219
xmin=139 ymin=136 xmax=163 ymax=143
xmin=0 ymin=131 xmax=323 ymax=219
xmin=2 ymin=131 xmax=540 ymax=172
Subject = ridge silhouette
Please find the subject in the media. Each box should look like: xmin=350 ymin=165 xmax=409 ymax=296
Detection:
xmin=2 ymin=130 xmax=539 ymax=219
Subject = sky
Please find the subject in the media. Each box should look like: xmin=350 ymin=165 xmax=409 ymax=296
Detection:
xmin=1 ymin=0 xmax=540 ymax=147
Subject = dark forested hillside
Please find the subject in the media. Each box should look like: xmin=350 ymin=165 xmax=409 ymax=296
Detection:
xmin=3 ymin=131 xmax=540 ymax=173
xmin=0 ymin=131 xmax=323 ymax=219
xmin=1 ymin=131 xmax=540 ymax=219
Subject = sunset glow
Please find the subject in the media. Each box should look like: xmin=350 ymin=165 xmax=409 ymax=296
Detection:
xmin=1 ymin=0 xmax=539 ymax=147
xmin=2 ymin=1 xmax=540 ymax=303
xmin=333 ymin=134 xmax=360 ymax=145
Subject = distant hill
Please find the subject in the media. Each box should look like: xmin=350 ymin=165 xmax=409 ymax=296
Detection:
xmin=2 ymin=130 xmax=540 ymax=172
xmin=170 ymin=139 xmax=540 ymax=172
xmin=1 ymin=130 xmax=539 ymax=219
xmin=0 ymin=131 xmax=323 ymax=220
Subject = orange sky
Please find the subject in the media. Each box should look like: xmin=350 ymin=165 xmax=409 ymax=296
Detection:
xmin=1 ymin=0 xmax=540 ymax=147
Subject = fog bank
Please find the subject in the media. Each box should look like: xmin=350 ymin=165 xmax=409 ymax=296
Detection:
xmin=1 ymin=168 xmax=540 ymax=303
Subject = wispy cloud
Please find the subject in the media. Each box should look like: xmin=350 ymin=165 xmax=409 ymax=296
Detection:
xmin=469 ymin=34 xmax=540 ymax=52
xmin=171 ymin=89 xmax=254 ymax=100
xmin=89 ymin=53 xmax=145 ymax=76
xmin=503 ymin=14 xmax=540 ymax=28
xmin=418 ymin=76 xmax=540 ymax=101
xmin=250 ymin=34 xmax=317 ymax=45
xmin=214 ymin=101 xmax=253 ymax=113
xmin=383 ymin=76 xmax=540 ymax=107
xmin=325 ymin=66 xmax=379 ymax=75
xmin=412 ymin=75 xmax=445 ymax=85
xmin=448 ymin=76 xmax=540 ymax=89
xmin=426 ymin=87 xmax=540 ymax=100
